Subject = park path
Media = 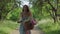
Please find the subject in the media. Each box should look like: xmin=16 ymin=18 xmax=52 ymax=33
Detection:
xmin=10 ymin=19 xmax=49 ymax=34
xmin=10 ymin=25 xmax=44 ymax=34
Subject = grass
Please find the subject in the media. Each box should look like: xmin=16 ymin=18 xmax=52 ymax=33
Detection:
xmin=0 ymin=19 xmax=60 ymax=34
xmin=38 ymin=19 xmax=60 ymax=34
xmin=0 ymin=20 xmax=19 ymax=34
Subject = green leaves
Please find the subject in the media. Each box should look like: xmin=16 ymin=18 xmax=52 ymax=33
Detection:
xmin=6 ymin=8 xmax=21 ymax=21
xmin=0 ymin=0 xmax=21 ymax=20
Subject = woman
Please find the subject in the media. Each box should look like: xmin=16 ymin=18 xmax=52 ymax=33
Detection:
xmin=18 ymin=5 xmax=32 ymax=34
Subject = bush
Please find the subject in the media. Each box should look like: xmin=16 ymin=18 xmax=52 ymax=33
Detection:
xmin=0 ymin=20 xmax=19 ymax=34
xmin=6 ymin=8 xmax=21 ymax=21
xmin=38 ymin=19 xmax=60 ymax=34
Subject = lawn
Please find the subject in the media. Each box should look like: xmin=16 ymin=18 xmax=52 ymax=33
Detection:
xmin=0 ymin=20 xmax=19 ymax=34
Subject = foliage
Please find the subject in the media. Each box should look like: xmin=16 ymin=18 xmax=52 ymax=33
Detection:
xmin=0 ymin=0 xmax=21 ymax=20
xmin=30 ymin=0 xmax=60 ymax=22
xmin=0 ymin=20 xmax=19 ymax=34
xmin=38 ymin=19 xmax=60 ymax=34
xmin=0 ymin=0 xmax=60 ymax=34
xmin=6 ymin=8 xmax=21 ymax=21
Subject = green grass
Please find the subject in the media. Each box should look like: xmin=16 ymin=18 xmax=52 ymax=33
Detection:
xmin=38 ymin=19 xmax=60 ymax=34
xmin=0 ymin=20 xmax=19 ymax=34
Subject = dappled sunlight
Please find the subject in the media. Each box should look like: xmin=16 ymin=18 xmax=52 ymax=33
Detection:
xmin=0 ymin=0 xmax=60 ymax=34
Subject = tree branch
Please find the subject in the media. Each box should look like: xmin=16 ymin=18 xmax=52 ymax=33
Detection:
xmin=47 ymin=0 xmax=57 ymax=11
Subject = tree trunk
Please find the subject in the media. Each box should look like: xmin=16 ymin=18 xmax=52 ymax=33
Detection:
xmin=47 ymin=0 xmax=58 ymax=23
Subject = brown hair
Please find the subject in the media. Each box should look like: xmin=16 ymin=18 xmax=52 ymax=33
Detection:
xmin=22 ymin=5 xmax=32 ymax=17
xmin=22 ymin=5 xmax=29 ymax=12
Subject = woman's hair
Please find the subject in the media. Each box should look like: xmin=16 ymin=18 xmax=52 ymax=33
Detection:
xmin=22 ymin=5 xmax=30 ymax=12
xmin=22 ymin=5 xmax=32 ymax=17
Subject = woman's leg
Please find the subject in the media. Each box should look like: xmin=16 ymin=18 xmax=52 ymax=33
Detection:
xmin=26 ymin=30 xmax=31 ymax=34
xmin=29 ymin=30 xmax=31 ymax=34
xmin=19 ymin=24 xmax=26 ymax=34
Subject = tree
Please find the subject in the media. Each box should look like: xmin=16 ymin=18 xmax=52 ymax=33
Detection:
xmin=0 ymin=0 xmax=21 ymax=20
xmin=29 ymin=0 xmax=60 ymax=23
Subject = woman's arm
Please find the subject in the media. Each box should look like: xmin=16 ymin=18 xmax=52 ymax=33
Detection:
xmin=17 ymin=13 xmax=22 ymax=23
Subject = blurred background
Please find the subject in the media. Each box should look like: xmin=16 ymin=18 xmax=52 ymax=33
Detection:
xmin=0 ymin=0 xmax=60 ymax=34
